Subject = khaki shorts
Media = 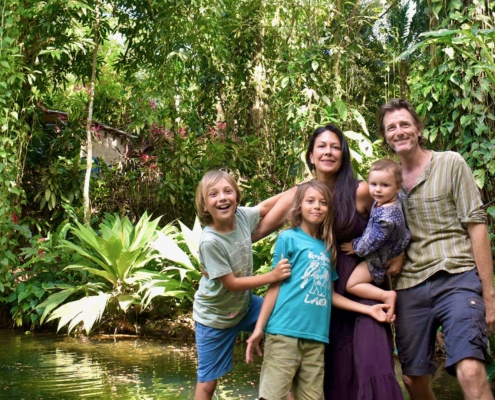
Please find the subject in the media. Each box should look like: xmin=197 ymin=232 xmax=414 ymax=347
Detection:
xmin=259 ymin=334 xmax=324 ymax=400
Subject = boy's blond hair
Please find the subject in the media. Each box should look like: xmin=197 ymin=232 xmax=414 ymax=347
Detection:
xmin=195 ymin=170 xmax=242 ymax=226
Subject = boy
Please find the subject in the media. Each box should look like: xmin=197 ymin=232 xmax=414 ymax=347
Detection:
xmin=193 ymin=170 xmax=291 ymax=400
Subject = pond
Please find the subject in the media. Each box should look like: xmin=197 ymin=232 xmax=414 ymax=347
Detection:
xmin=0 ymin=330 xmax=462 ymax=399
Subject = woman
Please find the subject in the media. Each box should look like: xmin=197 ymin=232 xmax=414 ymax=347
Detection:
xmin=253 ymin=124 xmax=403 ymax=399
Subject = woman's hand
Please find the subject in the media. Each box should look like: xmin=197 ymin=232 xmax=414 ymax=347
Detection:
xmin=386 ymin=253 xmax=405 ymax=276
xmin=340 ymin=242 xmax=355 ymax=255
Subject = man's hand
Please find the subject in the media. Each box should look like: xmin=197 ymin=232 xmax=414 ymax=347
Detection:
xmin=246 ymin=329 xmax=264 ymax=364
xmin=340 ymin=242 xmax=355 ymax=255
xmin=484 ymin=289 xmax=495 ymax=331
xmin=270 ymin=258 xmax=291 ymax=283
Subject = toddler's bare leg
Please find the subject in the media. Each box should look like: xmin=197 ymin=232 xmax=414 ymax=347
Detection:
xmin=346 ymin=261 xmax=397 ymax=318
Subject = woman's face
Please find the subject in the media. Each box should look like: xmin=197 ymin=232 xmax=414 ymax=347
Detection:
xmin=309 ymin=130 xmax=343 ymax=178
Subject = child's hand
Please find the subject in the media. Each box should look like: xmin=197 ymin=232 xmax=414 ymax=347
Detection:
xmin=246 ymin=329 xmax=264 ymax=364
xmin=271 ymin=258 xmax=291 ymax=282
xmin=367 ymin=303 xmax=394 ymax=323
xmin=340 ymin=242 xmax=355 ymax=255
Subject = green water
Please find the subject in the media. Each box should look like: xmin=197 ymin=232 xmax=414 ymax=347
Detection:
xmin=0 ymin=330 xmax=463 ymax=399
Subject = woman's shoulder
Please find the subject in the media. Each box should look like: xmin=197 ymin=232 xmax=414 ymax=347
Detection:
xmin=355 ymin=181 xmax=373 ymax=215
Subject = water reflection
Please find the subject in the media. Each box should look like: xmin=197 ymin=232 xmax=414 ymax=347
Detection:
xmin=0 ymin=330 xmax=462 ymax=399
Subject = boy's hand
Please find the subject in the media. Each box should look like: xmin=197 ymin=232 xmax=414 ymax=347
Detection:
xmin=271 ymin=258 xmax=291 ymax=282
xmin=367 ymin=303 xmax=394 ymax=323
xmin=246 ymin=329 xmax=264 ymax=364
xmin=340 ymin=242 xmax=355 ymax=255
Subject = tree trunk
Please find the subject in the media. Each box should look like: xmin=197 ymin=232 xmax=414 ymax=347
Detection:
xmin=83 ymin=0 xmax=101 ymax=225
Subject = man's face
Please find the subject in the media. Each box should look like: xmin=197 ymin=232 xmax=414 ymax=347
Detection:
xmin=383 ymin=109 xmax=422 ymax=154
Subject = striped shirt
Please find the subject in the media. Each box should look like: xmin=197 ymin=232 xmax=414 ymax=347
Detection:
xmin=393 ymin=151 xmax=487 ymax=290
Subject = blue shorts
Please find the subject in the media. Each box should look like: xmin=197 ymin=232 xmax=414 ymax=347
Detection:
xmin=195 ymin=295 xmax=263 ymax=382
xmin=395 ymin=269 xmax=488 ymax=376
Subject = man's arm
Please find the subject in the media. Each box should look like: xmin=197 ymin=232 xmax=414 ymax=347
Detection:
xmin=217 ymin=258 xmax=291 ymax=291
xmin=467 ymin=222 xmax=495 ymax=330
xmin=246 ymin=283 xmax=281 ymax=363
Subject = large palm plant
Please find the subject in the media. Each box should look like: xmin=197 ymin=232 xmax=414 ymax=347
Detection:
xmin=37 ymin=213 xmax=201 ymax=335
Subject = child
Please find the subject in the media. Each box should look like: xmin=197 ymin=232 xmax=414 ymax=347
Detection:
xmin=341 ymin=158 xmax=411 ymax=319
xmin=245 ymin=181 xmax=391 ymax=400
xmin=193 ymin=170 xmax=292 ymax=400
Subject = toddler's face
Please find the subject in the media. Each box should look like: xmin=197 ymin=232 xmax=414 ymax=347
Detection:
xmin=368 ymin=169 xmax=400 ymax=207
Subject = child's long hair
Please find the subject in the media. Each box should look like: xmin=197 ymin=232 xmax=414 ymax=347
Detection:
xmin=195 ymin=170 xmax=241 ymax=226
xmin=286 ymin=181 xmax=337 ymax=265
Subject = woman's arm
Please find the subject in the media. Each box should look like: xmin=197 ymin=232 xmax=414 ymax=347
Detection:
xmin=252 ymin=186 xmax=297 ymax=242
xmin=245 ymin=283 xmax=281 ymax=363
xmin=332 ymin=283 xmax=392 ymax=323
xmin=218 ymin=258 xmax=291 ymax=291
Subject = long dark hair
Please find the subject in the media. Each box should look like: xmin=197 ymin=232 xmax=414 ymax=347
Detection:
xmin=305 ymin=124 xmax=358 ymax=238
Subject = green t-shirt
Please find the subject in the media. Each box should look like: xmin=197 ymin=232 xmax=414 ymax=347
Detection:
xmin=193 ymin=206 xmax=260 ymax=329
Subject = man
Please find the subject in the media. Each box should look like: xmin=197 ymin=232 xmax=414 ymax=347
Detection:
xmin=377 ymin=98 xmax=495 ymax=400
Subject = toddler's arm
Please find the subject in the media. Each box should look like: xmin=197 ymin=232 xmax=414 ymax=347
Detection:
xmin=332 ymin=283 xmax=393 ymax=323
xmin=218 ymin=258 xmax=291 ymax=291
xmin=352 ymin=218 xmax=395 ymax=258
xmin=246 ymin=282 xmax=281 ymax=363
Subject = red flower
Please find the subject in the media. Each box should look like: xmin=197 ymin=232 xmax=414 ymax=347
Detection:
xmin=12 ymin=212 xmax=18 ymax=225
xmin=39 ymin=249 xmax=44 ymax=258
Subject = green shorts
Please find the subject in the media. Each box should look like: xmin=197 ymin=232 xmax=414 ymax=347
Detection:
xmin=259 ymin=334 xmax=325 ymax=400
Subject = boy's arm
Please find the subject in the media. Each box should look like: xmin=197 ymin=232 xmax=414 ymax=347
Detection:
xmin=256 ymin=191 xmax=286 ymax=218
xmin=252 ymin=186 xmax=298 ymax=242
xmin=331 ymin=283 xmax=392 ymax=323
xmin=217 ymin=257 xmax=291 ymax=291
xmin=246 ymin=283 xmax=281 ymax=363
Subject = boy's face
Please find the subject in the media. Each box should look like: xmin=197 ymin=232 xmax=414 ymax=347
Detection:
xmin=204 ymin=178 xmax=238 ymax=226
xmin=368 ymin=169 xmax=400 ymax=207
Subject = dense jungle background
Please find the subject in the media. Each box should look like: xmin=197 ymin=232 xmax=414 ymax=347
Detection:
xmin=1 ymin=0 xmax=494 ymax=336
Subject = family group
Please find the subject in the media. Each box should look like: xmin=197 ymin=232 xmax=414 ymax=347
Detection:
xmin=192 ymin=99 xmax=495 ymax=400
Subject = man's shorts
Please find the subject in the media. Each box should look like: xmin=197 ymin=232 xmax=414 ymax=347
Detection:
xmin=395 ymin=269 xmax=488 ymax=376
xmin=259 ymin=334 xmax=324 ymax=400
xmin=195 ymin=295 xmax=263 ymax=382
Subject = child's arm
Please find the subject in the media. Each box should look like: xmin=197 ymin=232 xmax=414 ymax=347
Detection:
xmin=217 ymin=257 xmax=291 ymax=291
xmin=246 ymin=282 xmax=281 ymax=363
xmin=332 ymin=283 xmax=392 ymax=323
xmin=256 ymin=190 xmax=287 ymax=218
xmin=252 ymin=186 xmax=298 ymax=242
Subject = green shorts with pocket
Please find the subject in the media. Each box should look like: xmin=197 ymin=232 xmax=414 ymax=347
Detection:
xmin=259 ymin=334 xmax=325 ymax=400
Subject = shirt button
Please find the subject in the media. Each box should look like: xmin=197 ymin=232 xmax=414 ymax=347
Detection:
xmin=470 ymin=301 xmax=476 ymax=305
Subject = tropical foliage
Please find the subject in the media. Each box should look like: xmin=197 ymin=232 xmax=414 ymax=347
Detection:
xmin=33 ymin=213 xmax=202 ymax=334
xmin=0 ymin=0 xmax=494 ymax=333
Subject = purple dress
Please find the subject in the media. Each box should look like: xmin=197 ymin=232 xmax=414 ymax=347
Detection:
xmin=324 ymin=211 xmax=404 ymax=400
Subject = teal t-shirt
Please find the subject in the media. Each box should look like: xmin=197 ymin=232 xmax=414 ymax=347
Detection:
xmin=265 ymin=227 xmax=338 ymax=343
xmin=193 ymin=206 xmax=260 ymax=329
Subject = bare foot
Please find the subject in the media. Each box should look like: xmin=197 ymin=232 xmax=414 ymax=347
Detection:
xmin=383 ymin=290 xmax=397 ymax=320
